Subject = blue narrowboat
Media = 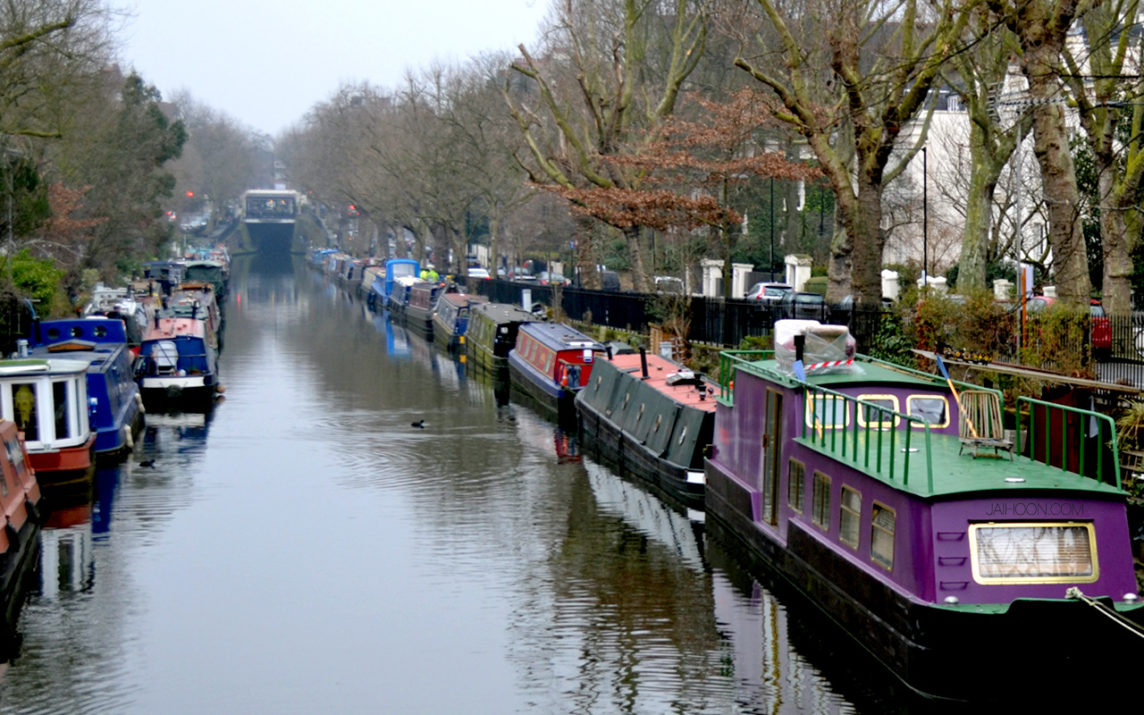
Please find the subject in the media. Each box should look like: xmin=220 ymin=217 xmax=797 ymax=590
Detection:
xmin=367 ymin=258 xmax=420 ymax=311
xmin=432 ymin=292 xmax=488 ymax=353
xmin=28 ymin=318 xmax=144 ymax=461
xmin=134 ymin=317 xmax=220 ymax=412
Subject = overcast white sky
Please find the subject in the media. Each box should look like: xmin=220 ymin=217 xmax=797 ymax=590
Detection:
xmin=118 ymin=0 xmax=551 ymax=136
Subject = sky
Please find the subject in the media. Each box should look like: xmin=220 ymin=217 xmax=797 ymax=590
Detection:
xmin=118 ymin=0 xmax=551 ymax=136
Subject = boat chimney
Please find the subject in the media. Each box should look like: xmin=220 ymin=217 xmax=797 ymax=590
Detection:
xmin=606 ymin=345 xmax=613 ymax=360
xmin=639 ymin=347 xmax=649 ymax=379
xmin=794 ymin=334 xmax=805 ymax=363
xmin=16 ymin=339 xmax=28 ymax=358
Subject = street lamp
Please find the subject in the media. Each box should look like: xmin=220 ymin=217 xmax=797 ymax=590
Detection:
xmin=770 ymin=177 xmax=775 ymax=281
xmin=922 ymin=146 xmax=928 ymax=285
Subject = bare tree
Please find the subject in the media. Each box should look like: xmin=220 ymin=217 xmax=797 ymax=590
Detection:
xmin=735 ymin=0 xmax=976 ymax=305
xmin=506 ymin=0 xmax=708 ymax=292
xmin=986 ymin=0 xmax=1097 ymax=307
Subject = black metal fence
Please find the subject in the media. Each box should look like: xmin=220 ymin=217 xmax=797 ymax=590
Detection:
xmin=464 ymin=278 xmax=887 ymax=349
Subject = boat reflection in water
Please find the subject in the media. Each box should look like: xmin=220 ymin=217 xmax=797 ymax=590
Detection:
xmin=39 ymin=502 xmax=95 ymax=601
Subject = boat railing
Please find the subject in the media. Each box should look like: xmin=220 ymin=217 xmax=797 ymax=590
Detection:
xmin=799 ymin=383 xmax=936 ymax=491
xmin=717 ymin=350 xmax=773 ymax=402
xmin=1015 ymin=396 xmax=1121 ymax=489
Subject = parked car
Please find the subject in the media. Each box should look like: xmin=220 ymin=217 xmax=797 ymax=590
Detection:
xmin=746 ymin=282 xmax=792 ymax=304
xmin=467 ymin=267 xmax=491 ymax=280
xmin=654 ymin=276 xmax=685 ymax=294
xmin=779 ymin=291 xmax=829 ymax=320
xmin=498 ymin=266 xmax=538 ymax=283
xmin=600 ymin=270 xmax=621 ymax=292
xmin=1090 ymin=299 xmax=1112 ymax=358
xmin=537 ymin=271 xmax=570 ymax=286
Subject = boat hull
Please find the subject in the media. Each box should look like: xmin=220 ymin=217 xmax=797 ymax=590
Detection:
xmin=578 ymin=404 xmax=706 ymax=509
xmin=140 ymin=376 xmax=218 ymax=412
xmin=705 ymin=458 xmax=1144 ymax=701
xmin=28 ymin=436 xmax=96 ymax=498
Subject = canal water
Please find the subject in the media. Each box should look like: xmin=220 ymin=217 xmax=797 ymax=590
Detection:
xmin=0 ymin=258 xmax=944 ymax=713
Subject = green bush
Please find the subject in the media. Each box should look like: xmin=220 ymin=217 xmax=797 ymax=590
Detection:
xmin=802 ymin=276 xmax=828 ymax=295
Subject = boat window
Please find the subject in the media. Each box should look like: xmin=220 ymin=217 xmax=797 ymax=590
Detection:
xmin=871 ymin=502 xmax=895 ymax=570
xmin=594 ymin=376 xmax=602 ymax=392
xmin=94 ymin=324 xmax=107 ymax=338
xmin=788 ymin=459 xmax=805 ymax=513
xmin=907 ymin=395 xmax=949 ymax=428
xmin=968 ymin=522 xmax=1098 ymax=584
xmin=46 ymin=327 xmax=61 ymax=340
xmin=653 ymin=414 xmax=662 ymax=433
xmin=812 ymin=471 xmax=830 ymax=530
xmin=677 ymin=425 xmax=688 ymax=445
xmin=53 ymin=381 xmax=68 ymax=439
xmin=636 ymin=403 xmax=645 ymax=422
xmin=805 ymin=394 xmax=849 ymax=429
xmin=857 ymin=394 xmax=899 ymax=429
xmin=840 ymin=486 xmax=861 ymax=548
xmin=71 ymin=326 xmax=83 ymax=337
xmin=11 ymin=383 xmax=39 ymax=441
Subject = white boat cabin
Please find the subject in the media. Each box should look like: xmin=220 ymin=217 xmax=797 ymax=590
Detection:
xmin=0 ymin=359 xmax=91 ymax=453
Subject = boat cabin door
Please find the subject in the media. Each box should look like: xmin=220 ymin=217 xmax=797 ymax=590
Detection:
xmin=759 ymin=388 xmax=784 ymax=525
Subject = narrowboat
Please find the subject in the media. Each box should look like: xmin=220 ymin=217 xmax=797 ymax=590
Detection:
xmin=403 ymin=280 xmax=444 ymax=338
xmin=0 ymin=419 xmax=43 ymax=633
xmin=465 ymin=302 xmax=535 ymax=374
xmin=576 ymin=349 xmax=717 ymax=509
xmin=367 ymin=258 xmax=420 ymax=311
xmin=703 ymin=320 xmax=1144 ymax=700
xmin=143 ymin=260 xmax=185 ymax=296
xmin=28 ymin=319 xmax=144 ymax=462
xmin=432 ymin=292 xmax=488 ymax=353
xmin=134 ymin=317 xmax=220 ymax=412
xmin=0 ymin=357 xmax=95 ymax=492
xmin=182 ymin=259 xmax=228 ymax=301
xmin=167 ymin=284 xmax=222 ymax=350
xmin=507 ymin=321 xmax=605 ymax=420
xmin=386 ymin=275 xmax=422 ymax=318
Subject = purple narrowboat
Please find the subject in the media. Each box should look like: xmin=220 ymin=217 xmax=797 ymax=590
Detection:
xmin=704 ymin=321 xmax=1144 ymax=701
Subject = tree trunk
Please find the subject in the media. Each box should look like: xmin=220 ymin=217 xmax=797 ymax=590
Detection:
xmin=827 ymin=220 xmax=852 ymax=303
xmin=959 ymin=131 xmax=999 ymax=291
xmin=577 ymin=214 xmax=600 ymax=289
xmin=488 ymin=213 xmax=500 ymax=279
xmin=848 ymin=176 xmax=885 ymax=307
xmin=624 ymin=224 xmax=648 ymax=293
xmin=1025 ymin=46 xmax=1091 ymax=306
xmin=1101 ymin=175 xmax=1133 ymax=316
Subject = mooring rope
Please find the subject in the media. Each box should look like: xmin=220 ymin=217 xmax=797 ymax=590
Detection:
xmin=1065 ymin=587 xmax=1144 ymax=638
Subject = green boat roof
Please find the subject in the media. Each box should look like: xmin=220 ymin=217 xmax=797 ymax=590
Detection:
xmin=718 ymin=351 xmax=1126 ymax=500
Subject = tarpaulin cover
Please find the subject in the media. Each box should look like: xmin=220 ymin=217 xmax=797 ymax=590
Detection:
xmin=774 ymin=320 xmax=858 ymax=376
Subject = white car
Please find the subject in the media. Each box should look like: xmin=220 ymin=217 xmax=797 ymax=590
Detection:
xmin=467 ymin=267 xmax=491 ymax=280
